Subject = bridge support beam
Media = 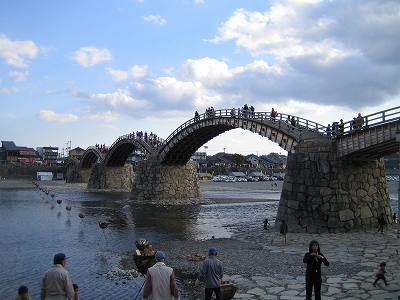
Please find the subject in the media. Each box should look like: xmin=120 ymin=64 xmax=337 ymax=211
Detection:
xmin=87 ymin=164 xmax=134 ymax=189
xmin=276 ymin=140 xmax=392 ymax=233
xmin=129 ymin=159 xmax=201 ymax=203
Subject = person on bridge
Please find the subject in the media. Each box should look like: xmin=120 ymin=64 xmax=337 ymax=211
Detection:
xmin=326 ymin=124 xmax=331 ymax=138
xmin=194 ymin=111 xmax=200 ymax=121
xmin=250 ymin=105 xmax=255 ymax=117
xmin=271 ymin=108 xmax=277 ymax=123
xmin=290 ymin=116 xmax=296 ymax=131
xmin=339 ymin=119 xmax=344 ymax=134
xmin=230 ymin=108 xmax=236 ymax=118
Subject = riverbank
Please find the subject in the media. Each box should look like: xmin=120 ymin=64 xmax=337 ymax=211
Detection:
xmin=1 ymin=179 xmax=399 ymax=299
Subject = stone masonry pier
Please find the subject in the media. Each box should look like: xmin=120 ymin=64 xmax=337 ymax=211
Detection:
xmin=276 ymin=140 xmax=392 ymax=233
xmin=129 ymin=158 xmax=201 ymax=203
xmin=87 ymin=164 xmax=134 ymax=190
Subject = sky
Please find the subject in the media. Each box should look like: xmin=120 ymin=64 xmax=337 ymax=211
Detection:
xmin=1 ymin=0 xmax=399 ymax=157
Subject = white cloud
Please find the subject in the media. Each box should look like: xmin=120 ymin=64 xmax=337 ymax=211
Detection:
xmin=0 ymin=113 xmax=16 ymax=119
xmin=141 ymin=14 xmax=167 ymax=25
xmin=0 ymin=87 xmax=10 ymax=94
xmin=70 ymin=46 xmax=113 ymax=67
xmin=65 ymin=87 xmax=90 ymax=98
xmin=9 ymin=71 xmax=29 ymax=82
xmin=106 ymin=68 xmax=129 ymax=84
xmin=37 ymin=110 xmax=79 ymax=123
xmin=87 ymin=111 xmax=120 ymax=122
xmin=0 ymin=34 xmax=39 ymax=68
xmin=203 ymin=1 xmax=400 ymax=109
xmin=195 ymin=0 xmax=204 ymax=3
xmin=87 ymin=89 xmax=149 ymax=118
xmin=106 ymin=65 xmax=148 ymax=84
xmin=179 ymin=57 xmax=233 ymax=85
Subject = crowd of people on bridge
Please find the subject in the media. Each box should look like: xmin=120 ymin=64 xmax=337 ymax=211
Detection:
xmin=131 ymin=131 xmax=161 ymax=147
xmin=95 ymin=144 xmax=108 ymax=153
xmin=351 ymin=113 xmax=365 ymax=130
xmin=326 ymin=113 xmax=365 ymax=138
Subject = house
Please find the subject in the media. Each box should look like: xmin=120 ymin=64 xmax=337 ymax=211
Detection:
xmin=228 ymin=171 xmax=246 ymax=178
xmin=69 ymin=147 xmax=86 ymax=160
xmin=1 ymin=141 xmax=38 ymax=163
xmin=248 ymin=171 xmax=265 ymax=178
xmin=246 ymin=154 xmax=264 ymax=168
xmin=37 ymin=146 xmax=59 ymax=165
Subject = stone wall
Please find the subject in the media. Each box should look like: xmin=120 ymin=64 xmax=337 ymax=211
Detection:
xmin=276 ymin=140 xmax=392 ymax=233
xmin=66 ymin=167 xmax=91 ymax=183
xmin=87 ymin=164 xmax=134 ymax=190
xmin=130 ymin=159 xmax=201 ymax=203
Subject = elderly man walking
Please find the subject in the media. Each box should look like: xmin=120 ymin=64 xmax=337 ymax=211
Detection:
xmin=196 ymin=247 xmax=224 ymax=300
xmin=142 ymin=251 xmax=180 ymax=300
xmin=41 ymin=253 xmax=75 ymax=300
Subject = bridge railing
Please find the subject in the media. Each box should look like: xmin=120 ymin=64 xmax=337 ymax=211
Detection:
xmin=333 ymin=105 xmax=400 ymax=138
xmin=163 ymin=109 xmax=328 ymax=145
xmin=108 ymin=133 xmax=166 ymax=152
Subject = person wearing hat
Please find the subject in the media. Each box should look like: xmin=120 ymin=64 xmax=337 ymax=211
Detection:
xmin=195 ymin=247 xmax=224 ymax=300
xmin=142 ymin=251 xmax=180 ymax=300
xmin=40 ymin=253 xmax=75 ymax=300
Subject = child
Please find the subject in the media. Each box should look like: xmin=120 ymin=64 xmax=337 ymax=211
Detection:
xmin=73 ymin=283 xmax=79 ymax=300
xmin=373 ymin=262 xmax=389 ymax=287
xmin=15 ymin=286 xmax=31 ymax=300
xmin=263 ymin=218 xmax=269 ymax=230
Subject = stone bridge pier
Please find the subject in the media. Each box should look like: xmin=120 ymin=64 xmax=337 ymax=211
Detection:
xmin=87 ymin=164 xmax=134 ymax=190
xmin=66 ymin=166 xmax=92 ymax=183
xmin=276 ymin=140 xmax=392 ymax=233
xmin=129 ymin=158 xmax=201 ymax=203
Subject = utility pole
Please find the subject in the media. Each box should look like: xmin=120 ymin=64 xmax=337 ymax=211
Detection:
xmin=66 ymin=140 xmax=72 ymax=157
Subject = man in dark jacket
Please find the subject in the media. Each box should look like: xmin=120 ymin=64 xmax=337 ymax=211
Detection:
xmin=196 ymin=247 xmax=223 ymax=300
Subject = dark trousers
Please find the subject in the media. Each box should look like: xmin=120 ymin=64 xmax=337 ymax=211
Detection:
xmin=306 ymin=276 xmax=322 ymax=300
xmin=373 ymin=274 xmax=388 ymax=285
xmin=205 ymin=287 xmax=222 ymax=300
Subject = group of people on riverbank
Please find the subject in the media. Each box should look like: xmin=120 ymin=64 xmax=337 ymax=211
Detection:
xmin=14 ymin=240 xmax=394 ymax=300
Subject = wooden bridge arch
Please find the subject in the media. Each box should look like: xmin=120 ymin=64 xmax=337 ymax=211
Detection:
xmin=157 ymin=109 xmax=327 ymax=165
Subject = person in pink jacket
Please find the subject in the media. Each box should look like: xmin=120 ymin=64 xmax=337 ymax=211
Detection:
xmin=142 ymin=251 xmax=180 ymax=300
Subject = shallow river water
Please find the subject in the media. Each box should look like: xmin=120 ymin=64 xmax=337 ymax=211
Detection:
xmin=0 ymin=180 xmax=281 ymax=299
